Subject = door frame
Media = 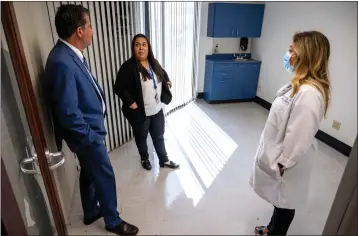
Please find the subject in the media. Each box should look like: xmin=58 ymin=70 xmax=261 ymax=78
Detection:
xmin=1 ymin=157 xmax=27 ymax=235
xmin=1 ymin=2 xmax=67 ymax=235
xmin=323 ymin=137 xmax=357 ymax=234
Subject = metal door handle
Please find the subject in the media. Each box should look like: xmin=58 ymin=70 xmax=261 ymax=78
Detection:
xmin=49 ymin=158 xmax=65 ymax=170
xmin=20 ymin=157 xmax=37 ymax=174
xmin=47 ymin=151 xmax=65 ymax=170
xmin=20 ymin=147 xmax=65 ymax=174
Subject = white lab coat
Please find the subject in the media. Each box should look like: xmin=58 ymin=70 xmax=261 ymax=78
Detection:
xmin=249 ymin=83 xmax=324 ymax=209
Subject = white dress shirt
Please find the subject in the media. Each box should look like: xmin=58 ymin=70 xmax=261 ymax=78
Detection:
xmin=59 ymin=38 xmax=106 ymax=114
xmin=140 ymin=73 xmax=162 ymax=116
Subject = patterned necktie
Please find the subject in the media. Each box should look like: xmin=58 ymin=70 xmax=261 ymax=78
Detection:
xmin=83 ymin=57 xmax=98 ymax=84
xmin=82 ymin=57 xmax=106 ymax=114
xmin=83 ymin=57 xmax=90 ymax=70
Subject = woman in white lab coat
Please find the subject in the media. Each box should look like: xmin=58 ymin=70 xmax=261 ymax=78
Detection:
xmin=250 ymin=31 xmax=331 ymax=236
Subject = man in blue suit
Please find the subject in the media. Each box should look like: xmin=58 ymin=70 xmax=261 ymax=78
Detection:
xmin=44 ymin=4 xmax=139 ymax=235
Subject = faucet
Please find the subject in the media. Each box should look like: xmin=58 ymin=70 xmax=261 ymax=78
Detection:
xmin=239 ymin=46 xmax=246 ymax=59
xmin=234 ymin=46 xmax=247 ymax=60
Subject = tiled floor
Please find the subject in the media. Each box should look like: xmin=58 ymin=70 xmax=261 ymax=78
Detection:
xmin=67 ymin=100 xmax=348 ymax=235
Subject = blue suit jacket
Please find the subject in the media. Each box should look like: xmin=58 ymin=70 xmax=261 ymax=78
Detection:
xmin=44 ymin=41 xmax=107 ymax=152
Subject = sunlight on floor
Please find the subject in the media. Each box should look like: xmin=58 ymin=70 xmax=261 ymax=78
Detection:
xmin=164 ymin=102 xmax=238 ymax=206
xmin=160 ymin=129 xmax=205 ymax=207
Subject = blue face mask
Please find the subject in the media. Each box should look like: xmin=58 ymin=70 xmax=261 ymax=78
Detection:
xmin=283 ymin=51 xmax=294 ymax=75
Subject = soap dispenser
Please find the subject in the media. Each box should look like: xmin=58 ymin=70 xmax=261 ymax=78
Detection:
xmin=214 ymin=44 xmax=219 ymax=54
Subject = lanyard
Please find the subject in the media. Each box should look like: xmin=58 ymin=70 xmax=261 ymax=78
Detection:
xmin=148 ymin=64 xmax=157 ymax=89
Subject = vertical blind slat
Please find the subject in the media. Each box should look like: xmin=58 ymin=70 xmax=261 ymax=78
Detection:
xmin=106 ymin=2 xmax=120 ymax=149
xmin=116 ymin=2 xmax=127 ymax=145
xmin=111 ymin=1 xmax=123 ymax=146
xmin=99 ymin=2 xmax=115 ymax=150
xmin=121 ymin=1 xmax=132 ymax=142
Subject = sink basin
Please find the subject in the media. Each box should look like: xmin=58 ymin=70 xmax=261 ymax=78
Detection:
xmin=233 ymin=58 xmax=250 ymax=61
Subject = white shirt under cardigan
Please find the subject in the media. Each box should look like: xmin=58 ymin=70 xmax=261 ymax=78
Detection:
xmin=59 ymin=39 xmax=106 ymax=114
xmin=140 ymin=72 xmax=162 ymax=116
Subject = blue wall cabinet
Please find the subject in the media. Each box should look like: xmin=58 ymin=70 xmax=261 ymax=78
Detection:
xmin=203 ymin=60 xmax=261 ymax=103
xmin=207 ymin=3 xmax=265 ymax=38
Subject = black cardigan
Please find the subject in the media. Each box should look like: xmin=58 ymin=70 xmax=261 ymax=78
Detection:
xmin=114 ymin=57 xmax=172 ymax=123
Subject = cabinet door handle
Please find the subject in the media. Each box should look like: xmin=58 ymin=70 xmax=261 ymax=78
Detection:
xmin=232 ymin=29 xmax=235 ymax=36
xmin=237 ymin=29 xmax=239 ymax=36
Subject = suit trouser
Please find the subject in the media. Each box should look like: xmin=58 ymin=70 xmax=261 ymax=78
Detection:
xmin=76 ymin=141 xmax=121 ymax=229
xmin=267 ymin=206 xmax=295 ymax=235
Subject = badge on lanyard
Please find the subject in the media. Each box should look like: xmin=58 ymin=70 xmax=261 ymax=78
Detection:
xmin=148 ymin=64 xmax=160 ymax=104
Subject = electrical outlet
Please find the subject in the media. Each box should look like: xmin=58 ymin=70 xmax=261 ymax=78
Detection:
xmin=332 ymin=120 xmax=341 ymax=130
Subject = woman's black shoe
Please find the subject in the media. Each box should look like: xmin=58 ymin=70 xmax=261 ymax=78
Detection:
xmin=141 ymin=160 xmax=152 ymax=170
xmin=160 ymin=161 xmax=180 ymax=169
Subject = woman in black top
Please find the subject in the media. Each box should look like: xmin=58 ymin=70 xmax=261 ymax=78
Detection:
xmin=114 ymin=34 xmax=179 ymax=171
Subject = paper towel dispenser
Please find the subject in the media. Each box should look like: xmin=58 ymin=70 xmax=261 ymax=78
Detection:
xmin=240 ymin=37 xmax=249 ymax=51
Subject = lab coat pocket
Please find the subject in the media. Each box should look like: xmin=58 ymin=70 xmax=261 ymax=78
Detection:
xmin=257 ymin=149 xmax=282 ymax=181
xmin=275 ymin=163 xmax=283 ymax=180
xmin=279 ymin=167 xmax=284 ymax=177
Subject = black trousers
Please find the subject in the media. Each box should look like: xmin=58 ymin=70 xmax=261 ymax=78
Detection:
xmin=130 ymin=109 xmax=169 ymax=163
xmin=267 ymin=206 xmax=295 ymax=235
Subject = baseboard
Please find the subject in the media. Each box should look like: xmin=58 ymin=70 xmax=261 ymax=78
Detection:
xmin=254 ymin=96 xmax=272 ymax=110
xmin=196 ymin=93 xmax=254 ymax=104
xmin=207 ymin=98 xmax=255 ymax=104
xmin=315 ymin=130 xmax=352 ymax=157
xmin=254 ymin=96 xmax=352 ymax=157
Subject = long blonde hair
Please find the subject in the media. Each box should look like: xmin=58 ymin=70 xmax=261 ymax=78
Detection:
xmin=290 ymin=31 xmax=331 ymax=117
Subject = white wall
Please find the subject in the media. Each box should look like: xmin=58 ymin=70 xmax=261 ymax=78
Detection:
xmin=13 ymin=2 xmax=79 ymax=223
xmin=251 ymin=2 xmax=357 ymax=146
xmin=197 ymin=2 xmax=251 ymax=93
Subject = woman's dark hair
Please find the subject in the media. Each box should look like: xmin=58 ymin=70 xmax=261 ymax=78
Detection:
xmin=131 ymin=34 xmax=164 ymax=82
xmin=55 ymin=4 xmax=89 ymax=40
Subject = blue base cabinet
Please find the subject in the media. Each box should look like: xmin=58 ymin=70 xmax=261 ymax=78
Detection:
xmin=207 ymin=3 xmax=265 ymax=38
xmin=203 ymin=59 xmax=261 ymax=103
